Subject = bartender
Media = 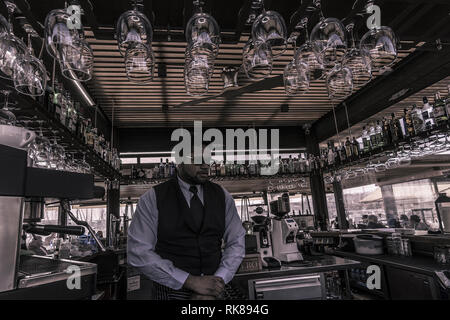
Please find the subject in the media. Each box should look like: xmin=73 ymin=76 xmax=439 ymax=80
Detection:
xmin=127 ymin=145 xmax=245 ymax=300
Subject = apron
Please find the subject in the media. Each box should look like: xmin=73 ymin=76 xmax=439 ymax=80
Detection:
xmin=151 ymin=281 xmax=193 ymax=300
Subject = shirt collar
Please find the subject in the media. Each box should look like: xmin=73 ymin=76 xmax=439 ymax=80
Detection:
xmin=177 ymin=174 xmax=201 ymax=193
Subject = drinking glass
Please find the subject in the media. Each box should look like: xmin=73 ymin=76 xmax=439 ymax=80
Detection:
xmin=251 ymin=10 xmax=287 ymax=57
xmin=13 ymin=34 xmax=47 ymax=97
xmin=184 ymin=53 xmax=210 ymax=96
xmin=185 ymin=12 xmax=220 ymax=60
xmin=374 ymin=161 xmax=387 ymax=172
xmin=294 ymin=41 xmax=324 ymax=81
xmin=397 ymin=145 xmax=412 ymax=166
xmin=283 ymin=59 xmax=309 ymax=96
xmin=59 ymin=38 xmax=94 ymax=82
xmin=242 ymin=40 xmax=273 ymax=80
xmin=45 ymin=9 xmax=82 ymax=60
xmin=0 ymin=90 xmax=17 ymax=125
xmin=360 ymin=26 xmax=398 ymax=71
xmin=116 ymin=9 xmax=153 ymax=56
xmin=0 ymin=14 xmax=8 ymax=35
xmin=116 ymin=9 xmax=154 ymax=84
xmin=222 ymin=66 xmax=239 ymax=89
xmin=0 ymin=28 xmax=28 ymax=80
xmin=343 ymin=23 xmax=371 ymax=88
xmin=326 ymin=64 xmax=353 ymax=101
xmin=124 ymin=42 xmax=154 ymax=84
xmin=310 ymin=0 xmax=347 ymax=67
xmin=30 ymin=135 xmax=52 ymax=169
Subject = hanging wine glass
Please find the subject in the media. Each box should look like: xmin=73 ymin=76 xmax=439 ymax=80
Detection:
xmin=184 ymin=53 xmax=210 ymax=96
xmin=59 ymin=37 xmax=93 ymax=82
xmin=0 ymin=90 xmax=17 ymax=125
xmin=0 ymin=3 xmax=28 ymax=80
xmin=124 ymin=42 xmax=154 ymax=84
xmin=0 ymin=14 xmax=9 ymax=35
xmin=116 ymin=9 xmax=154 ymax=83
xmin=326 ymin=63 xmax=353 ymax=101
xmin=252 ymin=10 xmax=287 ymax=57
xmin=283 ymin=59 xmax=309 ymax=96
xmin=44 ymin=9 xmax=82 ymax=60
xmin=185 ymin=12 xmax=221 ymax=60
xmin=310 ymin=0 xmax=347 ymax=67
xmin=13 ymin=32 xmax=48 ymax=97
xmin=343 ymin=23 xmax=371 ymax=89
xmin=293 ymin=17 xmax=324 ymax=81
xmin=222 ymin=66 xmax=239 ymax=90
xmin=242 ymin=40 xmax=273 ymax=80
xmin=360 ymin=26 xmax=398 ymax=71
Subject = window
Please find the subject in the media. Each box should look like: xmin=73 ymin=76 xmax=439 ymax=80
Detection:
xmin=329 ymin=179 xmax=441 ymax=229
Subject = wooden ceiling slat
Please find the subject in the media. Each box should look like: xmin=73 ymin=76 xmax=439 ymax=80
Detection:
xmin=82 ymin=16 xmax=419 ymax=127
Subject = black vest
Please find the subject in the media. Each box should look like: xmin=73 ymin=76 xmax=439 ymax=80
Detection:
xmin=154 ymin=178 xmax=226 ymax=276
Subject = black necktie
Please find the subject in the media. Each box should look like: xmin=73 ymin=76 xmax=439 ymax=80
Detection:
xmin=189 ymin=185 xmax=204 ymax=231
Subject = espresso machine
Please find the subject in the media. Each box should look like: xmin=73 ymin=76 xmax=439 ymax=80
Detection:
xmin=251 ymin=207 xmax=280 ymax=268
xmin=270 ymin=193 xmax=303 ymax=263
xmin=0 ymin=144 xmax=98 ymax=299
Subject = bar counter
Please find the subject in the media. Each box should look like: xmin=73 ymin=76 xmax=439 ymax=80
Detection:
xmin=231 ymin=255 xmax=361 ymax=299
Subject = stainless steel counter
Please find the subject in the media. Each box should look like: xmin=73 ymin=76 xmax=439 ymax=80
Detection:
xmin=232 ymin=255 xmax=361 ymax=300
xmin=17 ymin=255 xmax=97 ymax=288
xmin=234 ymin=255 xmax=361 ymax=279
xmin=333 ymin=250 xmax=448 ymax=276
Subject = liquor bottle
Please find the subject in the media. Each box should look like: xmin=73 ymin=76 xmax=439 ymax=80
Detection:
xmin=445 ymin=84 xmax=450 ymax=119
xmin=60 ymin=91 xmax=68 ymax=127
xmin=86 ymin=119 xmax=94 ymax=147
xmin=220 ymin=161 xmax=226 ymax=176
xmin=256 ymin=160 xmax=261 ymax=176
xmin=339 ymin=144 xmax=347 ymax=163
xmin=389 ymin=113 xmax=400 ymax=142
xmin=216 ymin=161 xmax=222 ymax=176
xmin=327 ymin=142 xmax=335 ymax=166
xmin=403 ymin=108 xmax=415 ymax=137
xmin=164 ymin=159 xmax=170 ymax=178
xmin=369 ymin=123 xmax=377 ymax=149
xmin=92 ymin=128 xmax=99 ymax=153
xmin=288 ymin=155 xmax=295 ymax=174
xmin=382 ymin=117 xmax=392 ymax=146
xmin=361 ymin=126 xmax=371 ymax=153
xmin=53 ymin=81 xmax=63 ymax=122
xmin=352 ymin=137 xmax=360 ymax=159
xmin=411 ymin=104 xmax=424 ymax=133
xmin=375 ymin=120 xmax=384 ymax=147
xmin=433 ymin=92 xmax=448 ymax=126
xmin=422 ymin=97 xmax=435 ymax=130
xmin=305 ymin=155 xmax=311 ymax=173
xmin=293 ymin=156 xmax=300 ymax=173
xmin=137 ymin=167 xmax=146 ymax=179
xmin=300 ymin=153 xmax=307 ymax=173
xmin=248 ymin=161 xmax=256 ymax=176
xmin=345 ymin=137 xmax=352 ymax=159
xmin=234 ymin=162 xmax=240 ymax=176
xmin=319 ymin=150 xmax=326 ymax=169
xmin=331 ymin=145 xmax=339 ymax=166
xmin=170 ymin=161 xmax=176 ymax=177
xmin=64 ymin=92 xmax=73 ymax=130
xmin=159 ymin=158 xmax=165 ymax=177
xmin=70 ymin=99 xmax=78 ymax=133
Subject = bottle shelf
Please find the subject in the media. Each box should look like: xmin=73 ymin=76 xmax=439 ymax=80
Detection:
xmin=121 ymin=172 xmax=311 ymax=186
xmin=0 ymin=144 xmax=94 ymax=199
xmin=0 ymin=82 xmax=122 ymax=180
xmin=323 ymin=123 xmax=450 ymax=173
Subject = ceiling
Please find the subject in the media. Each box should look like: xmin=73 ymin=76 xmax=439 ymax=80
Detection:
xmin=21 ymin=0 xmax=450 ymax=129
